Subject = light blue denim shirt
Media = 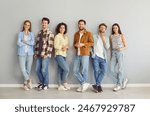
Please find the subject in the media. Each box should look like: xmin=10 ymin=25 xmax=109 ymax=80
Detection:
xmin=91 ymin=34 xmax=110 ymax=61
xmin=17 ymin=32 xmax=35 ymax=56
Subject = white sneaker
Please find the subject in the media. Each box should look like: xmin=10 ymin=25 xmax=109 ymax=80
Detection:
xmin=76 ymin=86 xmax=82 ymax=92
xmin=58 ymin=85 xmax=67 ymax=91
xmin=122 ymin=79 xmax=128 ymax=89
xmin=63 ymin=83 xmax=70 ymax=90
xmin=81 ymin=83 xmax=90 ymax=92
xmin=113 ymin=85 xmax=121 ymax=91
xmin=42 ymin=85 xmax=48 ymax=90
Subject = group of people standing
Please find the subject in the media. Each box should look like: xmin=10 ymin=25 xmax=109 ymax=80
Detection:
xmin=17 ymin=17 xmax=128 ymax=93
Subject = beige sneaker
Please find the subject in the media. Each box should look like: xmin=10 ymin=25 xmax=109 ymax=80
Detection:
xmin=76 ymin=86 xmax=82 ymax=92
xmin=27 ymin=79 xmax=32 ymax=89
xmin=58 ymin=85 xmax=67 ymax=91
xmin=63 ymin=83 xmax=70 ymax=90
xmin=23 ymin=84 xmax=29 ymax=91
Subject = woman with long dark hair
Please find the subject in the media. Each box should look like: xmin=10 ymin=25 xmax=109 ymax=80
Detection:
xmin=110 ymin=23 xmax=128 ymax=91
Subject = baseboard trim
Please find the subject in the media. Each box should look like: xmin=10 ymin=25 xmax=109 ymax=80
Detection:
xmin=0 ymin=84 xmax=150 ymax=87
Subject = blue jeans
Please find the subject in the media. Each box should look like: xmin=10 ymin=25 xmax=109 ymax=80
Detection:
xmin=92 ymin=55 xmax=106 ymax=86
xmin=73 ymin=56 xmax=89 ymax=85
xmin=55 ymin=55 xmax=69 ymax=85
xmin=35 ymin=57 xmax=50 ymax=86
xmin=19 ymin=55 xmax=33 ymax=81
xmin=111 ymin=51 xmax=125 ymax=86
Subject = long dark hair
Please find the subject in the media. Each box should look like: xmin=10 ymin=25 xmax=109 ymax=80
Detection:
xmin=55 ymin=22 xmax=67 ymax=34
xmin=112 ymin=23 xmax=122 ymax=34
xmin=22 ymin=20 xmax=32 ymax=32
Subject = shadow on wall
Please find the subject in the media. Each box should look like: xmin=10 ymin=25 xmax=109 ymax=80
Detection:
xmin=13 ymin=33 xmax=23 ymax=84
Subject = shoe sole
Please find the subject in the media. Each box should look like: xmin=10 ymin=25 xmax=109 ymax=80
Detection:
xmin=23 ymin=88 xmax=29 ymax=91
xmin=113 ymin=89 xmax=121 ymax=92
xmin=58 ymin=89 xmax=68 ymax=91
xmin=93 ymin=89 xmax=98 ymax=93
xmin=76 ymin=89 xmax=82 ymax=92
xmin=98 ymin=90 xmax=103 ymax=93
xmin=64 ymin=88 xmax=70 ymax=90
xmin=24 ymin=88 xmax=29 ymax=91
xmin=92 ymin=87 xmax=98 ymax=93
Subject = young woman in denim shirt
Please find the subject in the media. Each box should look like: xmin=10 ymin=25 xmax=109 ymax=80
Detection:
xmin=17 ymin=20 xmax=34 ymax=90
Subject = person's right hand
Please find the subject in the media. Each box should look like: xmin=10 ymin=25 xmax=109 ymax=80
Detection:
xmin=75 ymin=43 xmax=84 ymax=48
xmin=62 ymin=45 xmax=67 ymax=51
xmin=75 ymin=43 xmax=80 ymax=48
xmin=21 ymin=40 xmax=28 ymax=45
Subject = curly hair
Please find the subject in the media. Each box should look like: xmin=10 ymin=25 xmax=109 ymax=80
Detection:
xmin=55 ymin=22 xmax=67 ymax=34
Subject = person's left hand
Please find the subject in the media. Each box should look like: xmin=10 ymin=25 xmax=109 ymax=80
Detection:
xmin=116 ymin=47 xmax=122 ymax=52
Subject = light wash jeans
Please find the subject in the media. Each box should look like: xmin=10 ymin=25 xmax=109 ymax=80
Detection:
xmin=111 ymin=51 xmax=125 ymax=86
xmin=73 ymin=56 xmax=89 ymax=85
xmin=92 ymin=55 xmax=106 ymax=86
xmin=35 ymin=57 xmax=50 ymax=86
xmin=55 ymin=55 xmax=69 ymax=85
xmin=19 ymin=55 xmax=33 ymax=81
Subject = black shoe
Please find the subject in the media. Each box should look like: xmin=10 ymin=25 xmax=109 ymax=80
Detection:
xmin=35 ymin=83 xmax=43 ymax=91
xmin=92 ymin=85 xmax=98 ymax=93
xmin=97 ymin=85 xmax=103 ymax=92
xmin=38 ymin=83 xmax=43 ymax=88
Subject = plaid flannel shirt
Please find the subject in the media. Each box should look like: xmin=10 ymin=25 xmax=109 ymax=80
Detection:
xmin=34 ymin=28 xmax=54 ymax=58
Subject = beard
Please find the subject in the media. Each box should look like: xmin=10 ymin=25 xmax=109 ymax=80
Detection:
xmin=99 ymin=30 xmax=105 ymax=33
xmin=79 ymin=27 xmax=84 ymax=31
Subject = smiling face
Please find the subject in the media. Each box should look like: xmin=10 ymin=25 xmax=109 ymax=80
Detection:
xmin=42 ymin=20 xmax=49 ymax=30
xmin=78 ymin=21 xmax=85 ymax=31
xmin=22 ymin=20 xmax=31 ymax=32
xmin=112 ymin=25 xmax=119 ymax=34
xmin=59 ymin=25 xmax=65 ymax=34
xmin=99 ymin=25 xmax=106 ymax=33
xmin=24 ymin=22 xmax=30 ymax=31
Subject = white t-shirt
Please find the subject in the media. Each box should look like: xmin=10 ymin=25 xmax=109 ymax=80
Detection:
xmin=77 ymin=33 xmax=83 ymax=55
xmin=24 ymin=35 xmax=28 ymax=53
xmin=95 ymin=36 xmax=104 ymax=59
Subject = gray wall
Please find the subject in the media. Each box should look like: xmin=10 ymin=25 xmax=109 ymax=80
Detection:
xmin=0 ymin=0 xmax=150 ymax=84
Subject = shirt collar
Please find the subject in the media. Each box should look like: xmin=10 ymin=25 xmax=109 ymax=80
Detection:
xmin=41 ymin=28 xmax=49 ymax=33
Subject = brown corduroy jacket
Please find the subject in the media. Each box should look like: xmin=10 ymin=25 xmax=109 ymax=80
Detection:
xmin=74 ymin=29 xmax=94 ymax=56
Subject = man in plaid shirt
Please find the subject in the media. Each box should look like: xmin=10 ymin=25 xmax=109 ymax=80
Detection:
xmin=34 ymin=17 xmax=54 ymax=90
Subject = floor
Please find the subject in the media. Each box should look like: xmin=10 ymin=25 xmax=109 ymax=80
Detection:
xmin=0 ymin=87 xmax=150 ymax=99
